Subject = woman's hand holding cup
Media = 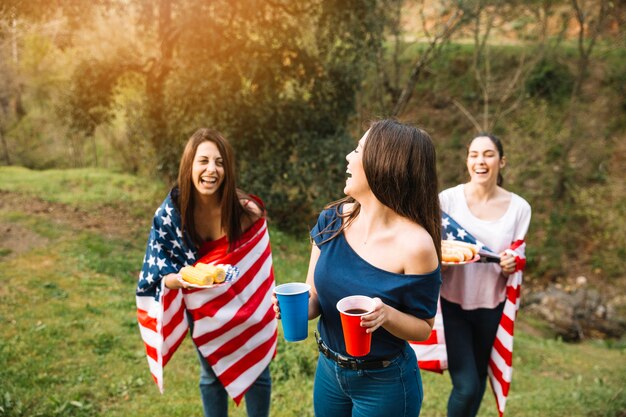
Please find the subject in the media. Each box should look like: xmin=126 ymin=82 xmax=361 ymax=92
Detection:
xmin=271 ymin=293 xmax=281 ymax=319
xmin=273 ymin=283 xmax=311 ymax=342
xmin=360 ymin=297 xmax=387 ymax=334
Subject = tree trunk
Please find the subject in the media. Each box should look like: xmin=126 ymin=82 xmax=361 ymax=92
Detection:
xmin=146 ymin=0 xmax=176 ymax=180
xmin=0 ymin=129 xmax=11 ymax=165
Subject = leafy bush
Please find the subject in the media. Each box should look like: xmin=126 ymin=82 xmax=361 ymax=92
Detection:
xmin=525 ymin=57 xmax=575 ymax=103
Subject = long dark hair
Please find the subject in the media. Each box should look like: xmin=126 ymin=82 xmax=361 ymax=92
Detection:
xmin=176 ymin=128 xmax=260 ymax=250
xmin=470 ymin=133 xmax=505 ymax=186
xmin=323 ymin=119 xmax=442 ymax=261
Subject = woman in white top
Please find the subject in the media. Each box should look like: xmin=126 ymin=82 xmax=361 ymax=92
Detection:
xmin=439 ymin=134 xmax=531 ymax=417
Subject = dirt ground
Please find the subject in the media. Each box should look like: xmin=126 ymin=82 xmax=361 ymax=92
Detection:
xmin=0 ymin=190 xmax=144 ymax=259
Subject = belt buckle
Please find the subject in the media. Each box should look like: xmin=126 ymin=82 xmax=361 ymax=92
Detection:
xmin=336 ymin=353 xmax=359 ymax=370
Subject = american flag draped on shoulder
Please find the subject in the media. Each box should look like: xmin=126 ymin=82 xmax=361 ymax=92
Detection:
xmin=135 ymin=192 xmax=277 ymax=404
xmin=410 ymin=212 xmax=526 ymax=417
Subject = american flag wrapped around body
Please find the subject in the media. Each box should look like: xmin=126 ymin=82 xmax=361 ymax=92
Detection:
xmin=411 ymin=212 xmax=526 ymax=417
xmin=135 ymin=192 xmax=277 ymax=404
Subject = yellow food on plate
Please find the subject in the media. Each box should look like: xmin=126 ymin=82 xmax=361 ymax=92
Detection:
xmin=195 ymin=263 xmax=227 ymax=283
xmin=180 ymin=265 xmax=214 ymax=285
xmin=442 ymin=240 xmax=478 ymax=262
xmin=457 ymin=246 xmax=474 ymax=261
xmin=445 ymin=240 xmax=478 ymax=254
xmin=442 ymin=247 xmax=465 ymax=263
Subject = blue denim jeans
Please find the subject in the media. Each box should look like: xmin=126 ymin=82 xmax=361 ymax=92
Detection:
xmin=196 ymin=350 xmax=272 ymax=417
xmin=441 ymin=297 xmax=505 ymax=417
xmin=313 ymin=342 xmax=423 ymax=417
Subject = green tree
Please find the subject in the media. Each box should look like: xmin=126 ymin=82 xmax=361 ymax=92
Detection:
xmin=42 ymin=0 xmax=388 ymax=230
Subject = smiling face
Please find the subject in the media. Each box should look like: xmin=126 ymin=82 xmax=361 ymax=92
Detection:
xmin=467 ymin=136 xmax=505 ymax=186
xmin=191 ymin=140 xmax=225 ymax=199
xmin=344 ymin=130 xmax=370 ymax=198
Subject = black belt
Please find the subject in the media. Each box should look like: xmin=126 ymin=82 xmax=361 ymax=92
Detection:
xmin=315 ymin=331 xmax=393 ymax=370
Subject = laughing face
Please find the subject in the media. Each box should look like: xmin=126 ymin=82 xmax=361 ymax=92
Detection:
xmin=192 ymin=140 xmax=225 ymax=199
xmin=344 ymin=130 xmax=369 ymax=197
xmin=467 ymin=136 xmax=505 ymax=186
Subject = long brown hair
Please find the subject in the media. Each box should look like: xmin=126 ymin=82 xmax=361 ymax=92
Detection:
xmin=324 ymin=119 xmax=442 ymax=260
xmin=176 ymin=128 xmax=260 ymax=250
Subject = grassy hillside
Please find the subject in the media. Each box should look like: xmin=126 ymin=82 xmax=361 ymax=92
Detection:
xmin=0 ymin=167 xmax=624 ymax=416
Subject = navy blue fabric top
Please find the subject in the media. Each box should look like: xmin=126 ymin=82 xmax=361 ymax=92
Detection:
xmin=311 ymin=205 xmax=442 ymax=359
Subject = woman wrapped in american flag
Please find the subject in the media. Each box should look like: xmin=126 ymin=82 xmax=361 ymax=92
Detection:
xmin=437 ymin=133 xmax=531 ymax=417
xmin=136 ymin=128 xmax=277 ymax=417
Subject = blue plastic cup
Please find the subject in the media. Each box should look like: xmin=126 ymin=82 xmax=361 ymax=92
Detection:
xmin=274 ymin=283 xmax=311 ymax=342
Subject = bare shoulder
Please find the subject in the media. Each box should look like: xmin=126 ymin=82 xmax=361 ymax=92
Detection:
xmin=398 ymin=222 xmax=439 ymax=274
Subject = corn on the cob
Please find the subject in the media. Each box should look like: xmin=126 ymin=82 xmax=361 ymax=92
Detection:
xmin=180 ymin=265 xmax=214 ymax=285
xmin=195 ymin=263 xmax=227 ymax=283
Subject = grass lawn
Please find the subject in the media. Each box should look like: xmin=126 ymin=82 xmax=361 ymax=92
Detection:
xmin=0 ymin=167 xmax=624 ymax=416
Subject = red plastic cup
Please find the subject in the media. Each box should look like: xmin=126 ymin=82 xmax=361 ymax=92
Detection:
xmin=336 ymin=295 xmax=376 ymax=357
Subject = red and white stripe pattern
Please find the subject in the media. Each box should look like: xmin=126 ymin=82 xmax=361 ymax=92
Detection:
xmin=488 ymin=239 xmax=525 ymax=416
xmin=410 ymin=301 xmax=446 ymax=373
xmin=136 ymin=219 xmax=277 ymax=404
xmin=412 ymin=240 xmax=526 ymax=417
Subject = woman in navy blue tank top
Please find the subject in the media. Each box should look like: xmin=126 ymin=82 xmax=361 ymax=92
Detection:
xmin=274 ymin=119 xmax=442 ymax=417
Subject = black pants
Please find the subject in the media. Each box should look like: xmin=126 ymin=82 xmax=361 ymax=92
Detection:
xmin=441 ymin=297 xmax=505 ymax=417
